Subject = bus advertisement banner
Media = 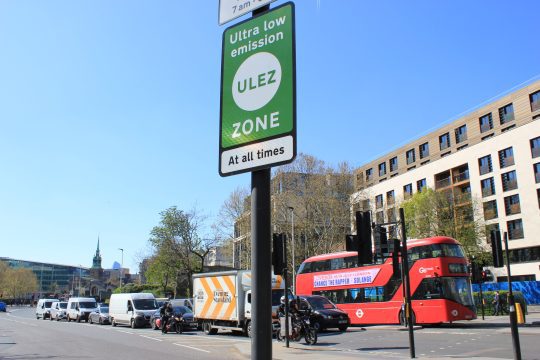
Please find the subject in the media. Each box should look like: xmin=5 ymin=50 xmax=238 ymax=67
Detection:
xmin=313 ymin=269 xmax=380 ymax=288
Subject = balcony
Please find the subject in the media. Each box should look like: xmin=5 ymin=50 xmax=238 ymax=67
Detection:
xmin=480 ymin=123 xmax=492 ymax=133
xmin=435 ymin=177 xmax=451 ymax=189
xmin=453 ymin=170 xmax=470 ymax=183
xmin=501 ymin=155 xmax=515 ymax=168
xmin=482 ymin=187 xmax=495 ymax=197
xmin=506 ymin=203 xmax=521 ymax=215
xmin=456 ymin=133 xmax=468 ymax=143
xmin=483 ymin=209 xmax=498 ymax=220
xmin=500 ymin=113 xmax=515 ymax=124
xmin=509 ymin=228 xmax=524 ymax=240
xmin=532 ymin=100 xmax=540 ymax=112
xmin=454 ymin=193 xmax=472 ymax=205
xmin=503 ymin=179 xmax=518 ymax=191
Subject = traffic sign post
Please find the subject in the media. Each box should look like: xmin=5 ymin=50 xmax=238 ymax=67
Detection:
xmin=219 ymin=2 xmax=296 ymax=177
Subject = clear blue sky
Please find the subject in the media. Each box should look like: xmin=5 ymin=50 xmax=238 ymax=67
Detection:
xmin=1 ymin=1 xmax=539 ymax=273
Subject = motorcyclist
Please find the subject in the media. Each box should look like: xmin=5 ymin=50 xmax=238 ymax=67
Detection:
xmin=160 ymin=301 xmax=173 ymax=333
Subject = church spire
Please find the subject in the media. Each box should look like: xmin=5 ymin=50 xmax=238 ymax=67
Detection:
xmin=92 ymin=236 xmax=102 ymax=269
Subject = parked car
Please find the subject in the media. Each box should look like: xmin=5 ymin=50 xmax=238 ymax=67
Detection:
xmin=66 ymin=297 xmax=98 ymax=323
xmin=170 ymin=298 xmax=193 ymax=310
xmin=0 ymin=301 xmax=6 ymax=312
xmin=298 ymin=295 xmax=350 ymax=332
xmin=36 ymin=298 xmax=59 ymax=320
xmin=151 ymin=305 xmax=197 ymax=331
xmin=89 ymin=304 xmax=110 ymax=325
xmin=49 ymin=301 xmax=68 ymax=321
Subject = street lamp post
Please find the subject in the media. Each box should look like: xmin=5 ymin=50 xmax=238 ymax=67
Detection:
xmin=288 ymin=206 xmax=295 ymax=294
xmin=78 ymin=266 xmax=82 ymax=296
xmin=118 ymin=248 xmax=124 ymax=291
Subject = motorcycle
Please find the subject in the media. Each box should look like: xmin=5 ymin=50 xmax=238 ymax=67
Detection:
xmin=276 ymin=309 xmax=317 ymax=345
xmin=156 ymin=314 xmax=184 ymax=334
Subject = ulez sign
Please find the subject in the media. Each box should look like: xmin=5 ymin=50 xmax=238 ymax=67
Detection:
xmin=219 ymin=2 xmax=296 ymax=177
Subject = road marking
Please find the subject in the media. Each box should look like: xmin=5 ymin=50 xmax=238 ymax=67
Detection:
xmin=116 ymin=330 xmax=134 ymax=335
xmin=189 ymin=335 xmax=250 ymax=343
xmin=139 ymin=335 xmax=162 ymax=342
xmin=173 ymin=343 xmax=211 ymax=353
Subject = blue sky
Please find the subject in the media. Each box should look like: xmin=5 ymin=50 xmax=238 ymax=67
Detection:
xmin=1 ymin=0 xmax=539 ymax=273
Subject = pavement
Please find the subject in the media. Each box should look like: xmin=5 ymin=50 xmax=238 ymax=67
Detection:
xmin=234 ymin=306 xmax=540 ymax=359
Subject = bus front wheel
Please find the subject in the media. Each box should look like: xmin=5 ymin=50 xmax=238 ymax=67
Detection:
xmin=399 ymin=310 xmax=415 ymax=327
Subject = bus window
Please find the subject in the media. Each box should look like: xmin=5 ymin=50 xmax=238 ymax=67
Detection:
xmin=344 ymin=256 xmax=358 ymax=268
xmin=312 ymin=260 xmax=331 ymax=272
xmin=330 ymin=258 xmax=345 ymax=270
xmin=297 ymin=261 xmax=311 ymax=274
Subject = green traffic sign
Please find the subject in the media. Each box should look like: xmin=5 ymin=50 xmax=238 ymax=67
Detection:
xmin=219 ymin=2 xmax=296 ymax=176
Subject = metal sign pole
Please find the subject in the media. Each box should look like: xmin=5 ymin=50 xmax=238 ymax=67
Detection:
xmin=399 ymin=208 xmax=415 ymax=358
xmin=251 ymin=168 xmax=272 ymax=360
xmin=503 ymin=231 xmax=522 ymax=360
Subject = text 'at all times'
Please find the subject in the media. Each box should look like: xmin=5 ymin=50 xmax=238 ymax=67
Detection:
xmin=228 ymin=146 xmax=285 ymax=165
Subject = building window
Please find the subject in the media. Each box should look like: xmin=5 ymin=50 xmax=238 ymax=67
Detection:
xmin=507 ymin=219 xmax=524 ymax=240
xmin=439 ymin=133 xmax=450 ymax=150
xmin=387 ymin=190 xmax=395 ymax=206
xmin=379 ymin=162 xmax=387 ymax=177
xmin=501 ymin=170 xmax=518 ymax=191
xmin=478 ymin=155 xmax=492 ymax=175
xmin=499 ymin=104 xmax=514 ymax=125
xmin=531 ymin=137 xmax=540 ymax=158
xmin=389 ymin=156 xmax=398 ymax=172
xmin=479 ymin=113 xmax=493 ymax=133
xmin=419 ymin=142 xmax=429 ymax=159
xmin=403 ymin=183 xmax=413 ymax=200
xmin=376 ymin=211 xmax=384 ymax=224
xmin=483 ymin=200 xmax=498 ymax=220
xmin=481 ymin=177 xmax=495 ymax=197
xmin=455 ymin=124 xmax=467 ymax=143
xmin=375 ymin=194 xmax=383 ymax=209
xmin=507 ymin=246 xmax=540 ymax=265
xmin=417 ymin=178 xmax=426 ymax=192
xmin=387 ymin=208 xmax=396 ymax=223
xmin=486 ymin=223 xmax=500 ymax=244
xmin=531 ymin=90 xmax=540 ymax=112
xmin=534 ymin=163 xmax=540 ymax=184
xmin=499 ymin=147 xmax=515 ymax=168
xmin=538 ymin=189 xmax=540 ymax=209
xmin=406 ymin=149 xmax=416 ymax=165
xmin=366 ymin=168 xmax=373 ymax=182
xmin=504 ymin=194 xmax=521 ymax=216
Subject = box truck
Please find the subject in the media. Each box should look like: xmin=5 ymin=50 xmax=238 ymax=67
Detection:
xmin=193 ymin=270 xmax=284 ymax=337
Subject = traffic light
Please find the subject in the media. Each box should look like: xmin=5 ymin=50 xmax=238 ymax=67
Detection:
xmin=490 ymin=230 xmax=504 ymax=268
xmin=356 ymin=211 xmax=373 ymax=265
xmin=272 ymin=233 xmax=285 ymax=275
xmin=345 ymin=234 xmax=358 ymax=252
xmin=391 ymin=238 xmax=401 ymax=277
xmin=373 ymin=225 xmax=388 ymax=257
xmin=470 ymin=262 xmax=482 ymax=283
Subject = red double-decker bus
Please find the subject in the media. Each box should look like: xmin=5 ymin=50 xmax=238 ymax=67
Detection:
xmin=296 ymin=236 xmax=476 ymax=325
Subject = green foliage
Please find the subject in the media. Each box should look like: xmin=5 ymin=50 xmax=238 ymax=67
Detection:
xmin=402 ymin=187 xmax=485 ymax=258
xmin=112 ymin=282 xmax=168 ymax=296
xmin=473 ymin=290 xmax=528 ymax=316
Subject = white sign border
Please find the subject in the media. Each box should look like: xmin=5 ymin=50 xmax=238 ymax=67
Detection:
xmin=219 ymin=0 xmax=277 ymax=25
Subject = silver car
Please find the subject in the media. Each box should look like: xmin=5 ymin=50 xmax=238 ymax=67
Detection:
xmin=89 ymin=304 xmax=110 ymax=325
xmin=49 ymin=301 xmax=68 ymax=321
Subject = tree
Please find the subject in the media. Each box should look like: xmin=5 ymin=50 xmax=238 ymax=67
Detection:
xmin=147 ymin=206 xmax=217 ymax=297
xmin=401 ymin=187 xmax=487 ymax=258
xmin=2 ymin=268 xmax=38 ymax=300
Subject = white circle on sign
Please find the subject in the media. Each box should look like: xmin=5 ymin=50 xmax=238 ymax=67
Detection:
xmin=232 ymin=52 xmax=282 ymax=111
xmin=356 ymin=309 xmax=364 ymax=318
xmin=451 ymin=309 xmax=458 ymax=317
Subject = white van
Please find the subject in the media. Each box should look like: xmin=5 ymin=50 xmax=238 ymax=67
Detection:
xmin=66 ymin=297 xmax=98 ymax=323
xmin=109 ymin=293 xmax=158 ymax=328
xmin=36 ymin=298 xmax=59 ymax=320
xmin=49 ymin=301 xmax=68 ymax=321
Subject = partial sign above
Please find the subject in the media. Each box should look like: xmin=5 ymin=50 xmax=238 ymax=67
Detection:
xmin=219 ymin=2 xmax=296 ymax=177
xmin=219 ymin=0 xmax=277 ymax=25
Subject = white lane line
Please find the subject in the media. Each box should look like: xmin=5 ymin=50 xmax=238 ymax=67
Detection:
xmin=173 ymin=343 xmax=211 ymax=353
xmin=140 ymin=335 xmax=162 ymax=342
xmin=190 ymin=335 xmax=250 ymax=343
xmin=116 ymin=330 xmax=135 ymax=335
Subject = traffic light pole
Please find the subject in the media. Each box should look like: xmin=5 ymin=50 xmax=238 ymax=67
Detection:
xmin=503 ymin=232 xmax=521 ymax=360
xmin=283 ymin=234 xmax=290 ymax=348
xmin=399 ymin=208 xmax=415 ymax=359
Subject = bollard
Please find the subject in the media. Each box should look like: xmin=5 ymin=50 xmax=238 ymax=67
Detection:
xmin=515 ymin=303 xmax=525 ymax=324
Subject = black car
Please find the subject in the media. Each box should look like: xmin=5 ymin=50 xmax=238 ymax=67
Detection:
xmin=89 ymin=304 xmax=110 ymax=325
xmin=298 ymin=295 xmax=350 ymax=332
xmin=151 ymin=305 xmax=197 ymax=331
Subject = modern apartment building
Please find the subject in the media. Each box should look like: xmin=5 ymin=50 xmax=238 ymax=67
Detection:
xmin=351 ymin=80 xmax=540 ymax=281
